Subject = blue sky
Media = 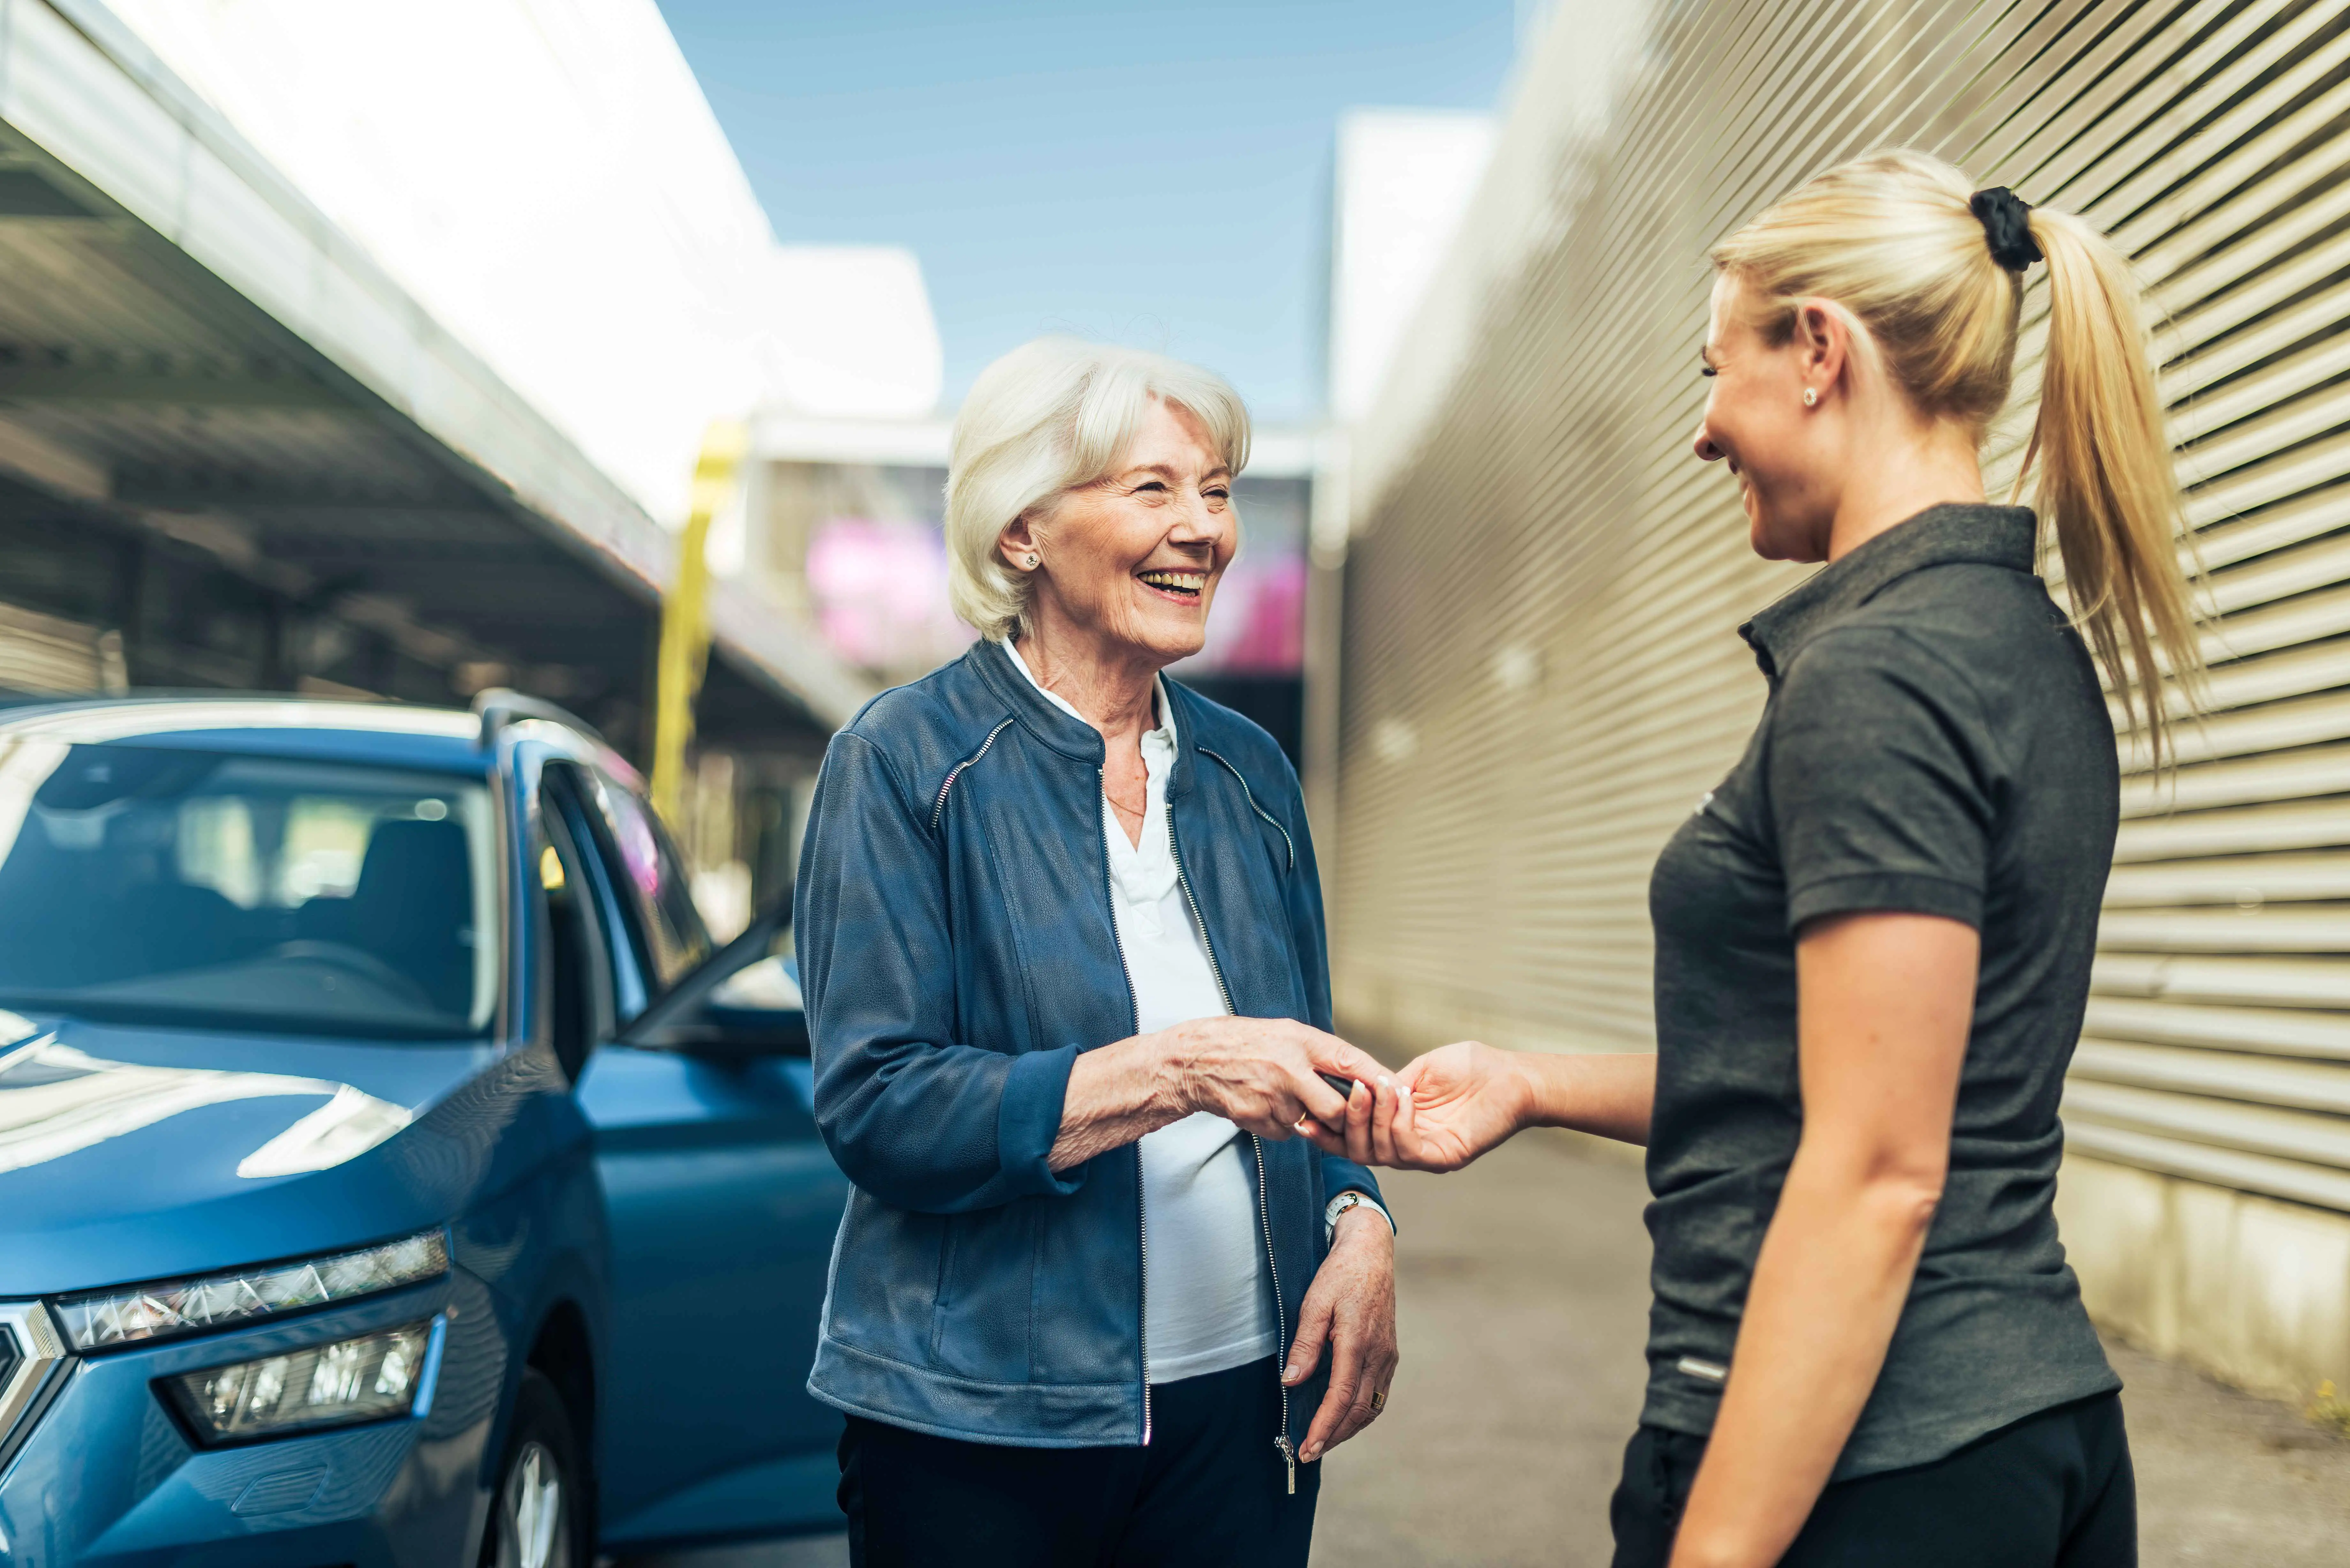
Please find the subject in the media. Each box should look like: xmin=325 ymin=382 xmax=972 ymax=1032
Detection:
xmin=654 ymin=1 xmax=1519 ymax=423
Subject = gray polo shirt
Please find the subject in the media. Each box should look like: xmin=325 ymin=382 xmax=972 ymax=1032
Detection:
xmin=1642 ymin=503 xmax=2121 ymax=1478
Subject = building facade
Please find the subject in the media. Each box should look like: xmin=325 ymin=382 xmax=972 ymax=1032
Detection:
xmin=1327 ymin=0 xmax=2350 ymax=1406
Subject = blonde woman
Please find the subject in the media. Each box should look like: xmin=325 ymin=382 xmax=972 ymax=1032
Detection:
xmin=1328 ymin=151 xmax=2198 ymax=1566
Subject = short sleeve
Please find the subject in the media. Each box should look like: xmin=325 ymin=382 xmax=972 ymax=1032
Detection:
xmin=1766 ymin=625 xmax=1997 ymax=933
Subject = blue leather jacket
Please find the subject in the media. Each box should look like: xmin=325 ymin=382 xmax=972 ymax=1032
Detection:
xmin=795 ymin=638 xmax=1382 ymax=1461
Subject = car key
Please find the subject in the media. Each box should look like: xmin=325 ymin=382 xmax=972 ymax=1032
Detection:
xmin=1309 ymin=1070 xmax=1376 ymax=1130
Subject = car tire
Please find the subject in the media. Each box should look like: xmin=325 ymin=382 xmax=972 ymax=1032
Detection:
xmin=479 ymin=1368 xmax=588 ymax=1568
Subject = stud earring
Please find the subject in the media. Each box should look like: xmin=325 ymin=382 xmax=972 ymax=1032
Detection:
xmin=1023 ymin=553 xmax=1039 ymax=569
xmin=1802 ymin=388 xmax=1818 ymax=407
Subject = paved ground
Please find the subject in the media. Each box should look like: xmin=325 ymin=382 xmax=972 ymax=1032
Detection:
xmin=615 ymin=1129 xmax=2350 ymax=1567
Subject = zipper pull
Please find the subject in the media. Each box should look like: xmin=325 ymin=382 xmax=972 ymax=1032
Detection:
xmin=1275 ymin=1434 xmax=1296 ymax=1495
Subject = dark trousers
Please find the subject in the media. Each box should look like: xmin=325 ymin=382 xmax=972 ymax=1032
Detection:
xmin=837 ymin=1356 xmax=1318 ymax=1568
xmin=1610 ymin=1391 xmax=2134 ymax=1567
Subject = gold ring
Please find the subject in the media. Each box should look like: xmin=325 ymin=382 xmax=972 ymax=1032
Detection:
xmin=1370 ymin=1389 xmax=1386 ymax=1414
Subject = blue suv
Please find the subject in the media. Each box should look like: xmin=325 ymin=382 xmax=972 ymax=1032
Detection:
xmin=0 ymin=693 xmax=850 ymax=1566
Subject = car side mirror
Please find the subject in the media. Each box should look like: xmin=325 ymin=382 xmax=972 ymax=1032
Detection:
xmin=697 ymin=956 xmax=809 ymax=1056
xmin=618 ymin=899 xmax=807 ymax=1060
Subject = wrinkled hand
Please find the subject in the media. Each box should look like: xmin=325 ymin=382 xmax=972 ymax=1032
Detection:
xmin=1308 ymin=1040 xmax=1530 ymax=1172
xmin=1282 ymin=1205 xmax=1397 ymax=1463
xmin=1157 ymin=1016 xmax=1385 ymax=1142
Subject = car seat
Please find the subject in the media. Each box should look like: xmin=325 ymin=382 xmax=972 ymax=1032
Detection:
xmin=344 ymin=818 xmax=474 ymax=1018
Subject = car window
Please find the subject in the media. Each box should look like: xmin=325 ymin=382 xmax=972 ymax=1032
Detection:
xmin=0 ymin=743 xmax=500 ymax=1038
xmin=573 ymin=770 xmax=710 ymax=993
xmin=536 ymin=794 xmax=615 ymax=1077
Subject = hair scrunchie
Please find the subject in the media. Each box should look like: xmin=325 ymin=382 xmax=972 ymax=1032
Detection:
xmin=1969 ymin=186 xmax=2042 ymax=271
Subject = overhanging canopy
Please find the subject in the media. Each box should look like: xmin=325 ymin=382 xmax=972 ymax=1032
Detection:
xmin=0 ymin=0 xmax=874 ymax=755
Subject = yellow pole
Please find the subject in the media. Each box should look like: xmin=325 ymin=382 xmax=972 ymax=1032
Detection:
xmin=651 ymin=419 xmax=747 ymax=828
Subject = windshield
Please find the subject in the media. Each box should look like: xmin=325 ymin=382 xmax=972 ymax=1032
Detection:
xmin=0 ymin=742 xmax=500 ymax=1038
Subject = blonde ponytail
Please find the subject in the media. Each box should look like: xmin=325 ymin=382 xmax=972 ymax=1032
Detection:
xmin=2022 ymin=207 xmax=2203 ymax=763
xmin=1714 ymin=149 xmax=2202 ymax=763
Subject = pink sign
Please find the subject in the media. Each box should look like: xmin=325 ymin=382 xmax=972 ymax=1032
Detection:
xmin=806 ymin=518 xmax=976 ymax=674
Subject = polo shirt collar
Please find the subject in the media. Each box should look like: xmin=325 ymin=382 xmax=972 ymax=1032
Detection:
xmin=1738 ymin=503 xmax=2037 ymax=680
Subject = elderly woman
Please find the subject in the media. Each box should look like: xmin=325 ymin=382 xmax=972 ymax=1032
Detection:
xmin=795 ymin=337 xmax=1399 ymax=1568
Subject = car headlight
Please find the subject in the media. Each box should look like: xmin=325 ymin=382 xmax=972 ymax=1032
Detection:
xmin=166 ymin=1318 xmax=442 ymax=1445
xmin=52 ymin=1230 xmax=448 ymax=1351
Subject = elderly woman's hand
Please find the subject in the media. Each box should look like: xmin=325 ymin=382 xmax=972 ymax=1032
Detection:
xmin=1283 ymin=1203 xmax=1398 ymax=1463
xmin=1050 ymin=1017 xmax=1386 ymax=1170
xmin=1158 ymin=1016 xmax=1385 ymax=1138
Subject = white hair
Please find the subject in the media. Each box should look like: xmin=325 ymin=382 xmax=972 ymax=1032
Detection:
xmin=945 ymin=336 xmax=1251 ymax=642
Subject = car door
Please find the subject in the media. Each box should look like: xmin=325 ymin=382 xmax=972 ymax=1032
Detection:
xmin=550 ymin=764 xmax=849 ymax=1549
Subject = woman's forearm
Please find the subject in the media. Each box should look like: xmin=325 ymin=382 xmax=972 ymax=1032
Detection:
xmin=1666 ymin=1149 xmax=1940 ymax=1568
xmin=1518 ymin=1052 xmax=1656 ymax=1144
xmin=1050 ymin=1035 xmax=1181 ymax=1170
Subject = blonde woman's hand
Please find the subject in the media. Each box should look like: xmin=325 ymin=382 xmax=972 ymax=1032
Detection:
xmin=1380 ymin=1040 xmax=1533 ymax=1171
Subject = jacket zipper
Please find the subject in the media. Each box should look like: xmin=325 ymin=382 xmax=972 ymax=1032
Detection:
xmin=1167 ymin=809 xmax=1296 ymax=1494
xmin=1197 ymin=747 xmax=1294 ymax=872
xmin=1249 ymin=1135 xmax=1295 ymax=1494
xmin=931 ymin=716 xmax=1017 ymax=833
xmin=1099 ymin=765 xmax=1152 ymax=1447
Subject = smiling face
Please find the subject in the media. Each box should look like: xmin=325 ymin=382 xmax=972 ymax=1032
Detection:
xmin=1001 ymin=396 xmax=1237 ymax=670
xmin=1692 ymin=273 xmax=1845 ymax=563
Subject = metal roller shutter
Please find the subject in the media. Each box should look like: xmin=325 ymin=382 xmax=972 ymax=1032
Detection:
xmin=1332 ymin=0 xmax=2350 ymax=1224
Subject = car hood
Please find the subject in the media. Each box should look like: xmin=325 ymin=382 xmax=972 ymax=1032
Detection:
xmin=0 ymin=1014 xmax=563 ymax=1296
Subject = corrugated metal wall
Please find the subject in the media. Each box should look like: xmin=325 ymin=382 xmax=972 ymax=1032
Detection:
xmin=1332 ymin=0 xmax=2350 ymax=1227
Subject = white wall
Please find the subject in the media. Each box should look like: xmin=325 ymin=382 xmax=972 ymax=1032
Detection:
xmin=762 ymin=247 xmax=941 ymax=422
xmin=1328 ymin=110 xmax=1495 ymax=427
xmin=103 ymin=0 xmax=940 ymax=527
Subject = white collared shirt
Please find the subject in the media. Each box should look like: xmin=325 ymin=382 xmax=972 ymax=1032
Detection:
xmin=1004 ymin=639 xmax=1278 ymax=1384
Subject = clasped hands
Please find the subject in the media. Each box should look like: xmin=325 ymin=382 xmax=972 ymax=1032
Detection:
xmin=1134 ymin=1017 xmax=1527 ymax=1175
xmin=1294 ymin=1037 xmax=1534 ymax=1174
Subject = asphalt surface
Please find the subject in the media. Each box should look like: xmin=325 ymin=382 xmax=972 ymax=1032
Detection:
xmin=617 ymin=1129 xmax=2350 ymax=1567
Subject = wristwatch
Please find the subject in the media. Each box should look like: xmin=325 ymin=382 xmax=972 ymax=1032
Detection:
xmin=1324 ymin=1190 xmax=1394 ymax=1241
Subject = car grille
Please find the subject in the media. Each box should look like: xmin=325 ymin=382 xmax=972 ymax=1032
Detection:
xmin=0 ymin=1303 xmax=66 ymax=1472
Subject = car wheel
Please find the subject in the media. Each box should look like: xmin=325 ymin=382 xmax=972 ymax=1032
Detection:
xmin=480 ymin=1368 xmax=587 ymax=1568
